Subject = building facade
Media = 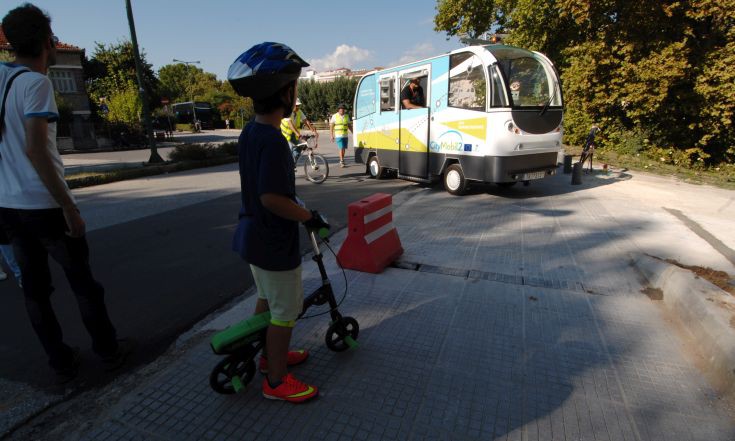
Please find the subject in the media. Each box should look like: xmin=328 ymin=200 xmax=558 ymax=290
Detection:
xmin=1 ymin=27 xmax=96 ymax=150
xmin=300 ymin=67 xmax=379 ymax=83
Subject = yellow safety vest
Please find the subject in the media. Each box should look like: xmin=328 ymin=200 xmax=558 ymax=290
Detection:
xmin=332 ymin=113 xmax=349 ymax=137
xmin=280 ymin=111 xmax=304 ymax=140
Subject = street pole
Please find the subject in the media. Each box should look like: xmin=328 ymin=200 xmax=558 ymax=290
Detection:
xmin=125 ymin=0 xmax=163 ymax=163
xmin=172 ymin=59 xmax=200 ymax=131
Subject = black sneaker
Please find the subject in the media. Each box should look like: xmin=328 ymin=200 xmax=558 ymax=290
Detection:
xmin=100 ymin=339 xmax=134 ymax=372
xmin=54 ymin=347 xmax=81 ymax=384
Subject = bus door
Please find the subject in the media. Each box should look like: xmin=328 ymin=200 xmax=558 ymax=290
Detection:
xmin=398 ymin=68 xmax=430 ymax=179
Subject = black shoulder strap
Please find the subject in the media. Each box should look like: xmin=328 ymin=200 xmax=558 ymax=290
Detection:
xmin=0 ymin=69 xmax=30 ymax=144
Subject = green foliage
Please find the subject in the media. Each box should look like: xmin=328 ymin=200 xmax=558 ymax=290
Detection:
xmin=218 ymin=141 xmax=238 ymax=156
xmin=0 ymin=50 xmax=12 ymax=62
xmin=66 ymin=155 xmax=238 ymax=189
xmin=158 ymin=63 xmax=222 ymax=103
xmin=158 ymin=63 xmax=196 ymax=103
xmin=84 ymin=41 xmax=159 ymax=106
xmin=297 ymin=77 xmax=358 ymax=122
xmin=435 ymin=0 xmax=735 ymax=166
xmin=168 ymin=142 xmax=238 ymax=162
xmin=158 ymin=64 xmax=253 ymax=126
xmin=434 ymin=0 xmax=501 ymax=39
xmin=54 ymin=92 xmax=74 ymax=125
xmin=105 ymin=82 xmax=142 ymax=126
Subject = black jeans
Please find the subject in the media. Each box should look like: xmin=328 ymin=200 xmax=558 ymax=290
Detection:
xmin=0 ymin=207 xmax=118 ymax=370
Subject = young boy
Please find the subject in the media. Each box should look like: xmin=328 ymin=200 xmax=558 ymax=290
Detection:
xmin=228 ymin=42 xmax=328 ymax=403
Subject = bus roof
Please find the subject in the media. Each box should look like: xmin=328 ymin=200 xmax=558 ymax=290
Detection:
xmin=355 ymin=44 xmax=533 ymax=78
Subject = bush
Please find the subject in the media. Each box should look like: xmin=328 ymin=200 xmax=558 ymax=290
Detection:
xmin=168 ymin=142 xmax=238 ymax=162
xmin=218 ymin=142 xmax=238 ymax=157
xmin=169 ymin=144 xmax=213 ymax=161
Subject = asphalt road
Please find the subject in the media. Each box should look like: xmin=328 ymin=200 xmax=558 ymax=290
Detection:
xmin=0 ymin=139 xmax=411 ymax=390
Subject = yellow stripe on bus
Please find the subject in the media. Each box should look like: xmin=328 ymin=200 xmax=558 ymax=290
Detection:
xmin=442 ymin=117 xmax=487 ymax=140
xmin=356 ymin=128 xmax=427 ymax=152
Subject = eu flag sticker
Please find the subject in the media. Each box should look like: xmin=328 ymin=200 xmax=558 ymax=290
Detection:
xmin=463 ymin=144 xmax=472 ymax=152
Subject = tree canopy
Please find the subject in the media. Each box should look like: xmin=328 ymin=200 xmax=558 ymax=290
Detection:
xmin=298 ymin=77 xmax=359 ymax=122
xmin=434 ymin=0 xmax=501 ymax=39
xmin=84 ymin=41 xmax=158 ymax=104
xmin=434 ymin=0 xmax=735 ymax=166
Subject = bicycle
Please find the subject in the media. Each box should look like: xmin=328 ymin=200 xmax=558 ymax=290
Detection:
xmin=292 ymin=134 xmax=329 ymax=184
xmin=208 ymin=214 xmax=359 ymax=394
xmin=578 ymin=125 xmax=600 ymax=173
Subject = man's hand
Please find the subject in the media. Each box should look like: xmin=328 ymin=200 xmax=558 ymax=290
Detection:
xmin=63 ymin=204 xmax=86 ymax=237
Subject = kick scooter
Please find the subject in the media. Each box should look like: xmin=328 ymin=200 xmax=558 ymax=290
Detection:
xmin=209 ymin=214 xmax=359 ymax=394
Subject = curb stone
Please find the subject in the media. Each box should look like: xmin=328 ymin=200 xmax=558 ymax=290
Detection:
xmin=631 ymin=252 xmax=735 ymax=396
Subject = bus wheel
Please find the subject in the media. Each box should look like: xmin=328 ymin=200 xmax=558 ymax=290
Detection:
xmin=444 ymin=164 xmax=467 ymax=195
xmin=368 ymin=156 xmax=384 ymax=179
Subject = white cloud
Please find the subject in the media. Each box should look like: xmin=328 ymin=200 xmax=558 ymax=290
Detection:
xmin=307 ymin=45 xmax=372 ymax=72
xmin=391 ymin=42 xmax=437 ymax=66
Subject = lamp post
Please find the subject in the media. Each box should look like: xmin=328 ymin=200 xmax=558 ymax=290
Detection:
xmin=125 ymin=0 xmax=162 ymax=163
xmin=172 ymin=59 xmax=201 ymax=131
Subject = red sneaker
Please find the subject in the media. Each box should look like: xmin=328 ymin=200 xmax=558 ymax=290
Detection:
xmin=259 ymin=349 xmax=309 ymax=373
xmin=262 ymin=373 xmax=318 ymax=403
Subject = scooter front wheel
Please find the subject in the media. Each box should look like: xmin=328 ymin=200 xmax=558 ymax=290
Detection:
xmin=210 ymin=352 xmax=256 ymax=394
xmin=325 ymin=317 xmax=359 ymax=352
xmin=304 ymin=153 xmax=329 ymax=184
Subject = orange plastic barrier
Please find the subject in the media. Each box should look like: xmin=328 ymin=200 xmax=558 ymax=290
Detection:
xmin=337 ymin=193 xmax=403 ymax=273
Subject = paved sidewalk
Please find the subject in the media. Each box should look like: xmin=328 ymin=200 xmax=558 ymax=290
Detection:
xmin=27 ymin=168 xmax=735 ymax=441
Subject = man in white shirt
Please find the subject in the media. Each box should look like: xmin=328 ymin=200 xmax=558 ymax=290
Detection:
xmin=0 ymin=4 xmax=127 ymax=383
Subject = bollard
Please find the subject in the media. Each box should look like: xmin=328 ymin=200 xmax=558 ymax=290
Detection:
xmin=571 ymin=162 xmax=583 ymax=185
xmin=563 ymin=154 xmax=573 ymax=174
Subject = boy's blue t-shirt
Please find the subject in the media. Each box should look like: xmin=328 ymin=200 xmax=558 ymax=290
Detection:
xmin=232 ymin=122 xmax=299 ymax=271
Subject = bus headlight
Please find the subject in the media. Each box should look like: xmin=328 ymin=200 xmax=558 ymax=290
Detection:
xmin=506 ymin=121 xmax=521 ymax=134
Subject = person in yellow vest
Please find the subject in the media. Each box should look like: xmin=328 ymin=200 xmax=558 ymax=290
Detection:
xmin=281 ymin=98 xmax=316 ymax=160
xmin=330 ymin=103 xmax=352 ymax=167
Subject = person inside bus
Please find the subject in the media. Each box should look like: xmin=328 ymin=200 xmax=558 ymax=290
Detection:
xmin=401 ymin=77 xmax=425 ymax=109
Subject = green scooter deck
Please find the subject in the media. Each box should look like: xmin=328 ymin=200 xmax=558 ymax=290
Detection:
xmin=210 ymin=311 xmax=271 ymax=354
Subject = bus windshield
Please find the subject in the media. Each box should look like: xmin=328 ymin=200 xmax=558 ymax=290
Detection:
xmin=487 ymin=47 xmax=562 ymax=109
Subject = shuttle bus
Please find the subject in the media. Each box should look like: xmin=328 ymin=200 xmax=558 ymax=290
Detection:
xmin=172 ymin=101 xmax=213 ymax=130
xmin=352 ymin=44 xmax=563 ymax=194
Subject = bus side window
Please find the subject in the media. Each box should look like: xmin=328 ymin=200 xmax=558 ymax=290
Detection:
xmin=380 ymin=77 xmax=395 ymax=112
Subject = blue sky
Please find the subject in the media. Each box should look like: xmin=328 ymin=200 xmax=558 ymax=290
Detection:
xmin=21 ymin=0 xmax=463 ymax=79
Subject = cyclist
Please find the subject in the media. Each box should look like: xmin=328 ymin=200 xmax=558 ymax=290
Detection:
xmin=281 ymin=98 xmax=317 ymax=162
xmin=228 ymin=41 xmax=328 ymax=403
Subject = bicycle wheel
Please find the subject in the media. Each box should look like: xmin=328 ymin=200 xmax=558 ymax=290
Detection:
xmin=304 ymin=153 xmax=329 ymax=184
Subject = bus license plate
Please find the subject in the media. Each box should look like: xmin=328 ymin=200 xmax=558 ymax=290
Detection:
xmin=521 ymin=171 xmax=546 ymax=180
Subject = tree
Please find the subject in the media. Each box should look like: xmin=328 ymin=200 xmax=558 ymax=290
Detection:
xmin=158 ymin=63 xmax=221 ymax=104
xmin=84 ymin=41 xmax=158 ymax=107
xmin=298 ymin=77 xmax=358 ymax=122
xmin=105 ymin=82 xmax=142 ymax=126
xmin=433 ymin=0 xmax=735 ymax=165
xmin=158 ymin=63 xmax=196 ymax=104
xmin=434 ymin=0 xmax=501 ymax=39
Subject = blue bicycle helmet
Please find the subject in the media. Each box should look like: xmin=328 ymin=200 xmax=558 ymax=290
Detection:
xmin=228 ymin=42 xmax=309 ymax=100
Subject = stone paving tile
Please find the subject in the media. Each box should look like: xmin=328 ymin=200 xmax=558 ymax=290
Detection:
xmin=71 ymin=184 xmax=735 ymax=441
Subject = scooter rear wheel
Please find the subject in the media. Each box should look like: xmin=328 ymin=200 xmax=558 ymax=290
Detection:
xmin=210 ymin=352 xmax=256 ymax=394
xmin=325 ymin=317 xmax=359 ymax=352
